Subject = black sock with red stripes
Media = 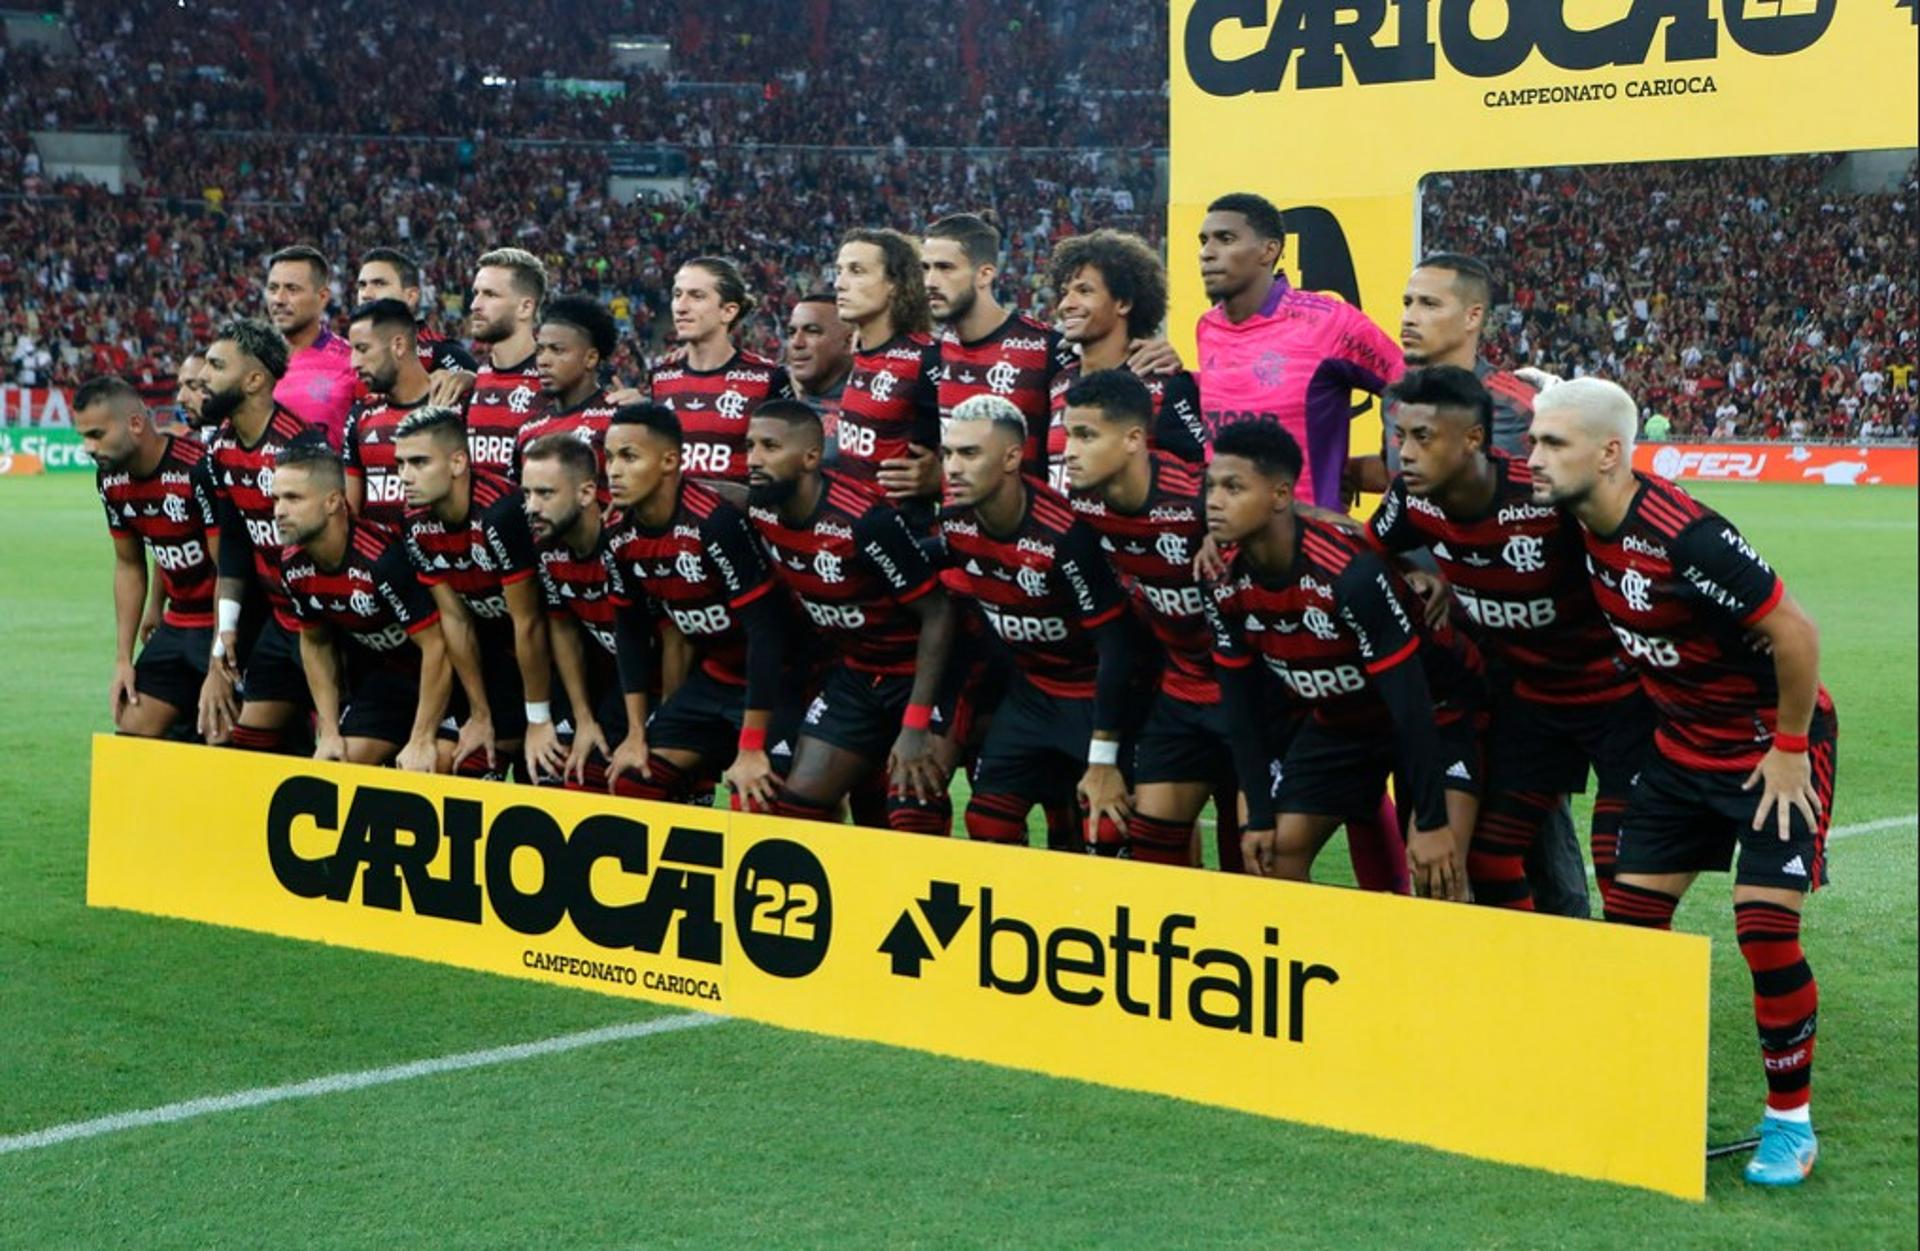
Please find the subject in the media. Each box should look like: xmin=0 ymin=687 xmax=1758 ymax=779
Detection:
xmin=1603 ymin=881 xmax=1679 ymax=929
xmin=1126 ymin=813 xmax=1192 ymax=864
xmin=965 ymin=793 xmax=1031 ymax=844
xmin=612 ymin=756 xmax=689 ymax=802
xmin=1590 ymin=795 xmax=1626 ymax=909
xmin=1467 ymin=790 xmax=1555 ymax=909
xmin=1736 ymin=900 xmax=1817 ymax=1114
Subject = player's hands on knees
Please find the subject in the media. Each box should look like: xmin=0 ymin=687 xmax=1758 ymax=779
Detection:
xmin=454 ymin=713 xmax=496 ymax=773
xmin=877 ymin=444 xmax=939 ymax=501
xmin=1124 ymin=337 xmax=1183 ymax=376
xmin=109 ymin=660 xmax=140 ymax=720
xmin=1403 ymin=570 xmax=1453 ymax=631
xmin=396 ymin=735 xmax=439 ymax=774
xmin=887 ymin=727 xmax=945 ymax=804
xmin=565 ymin=719 xmax=608 ymax=787
xmin=1192 ymin=533 xmax=1229 ymax=582
xmin=1241 ymin=827 xmax=1278 ymax=877
xmin=1745 ymin=745 xmax=1821 ymax=842
xmin=426 ymin=368 xmax=476 ymax=408
xmin=197 ymin=665 xmax=238 ymax=742
xmin=606 ymin=731 xmax=652 ymax=792
xmin=523 ymin=720 xmax=564 ymax=782
xmin=313 ymin=732 xmax=347 ymax=763
xmin=724 ymin=749 xmax=777 ymax=813
xmin=1407 ymin=824 xmax=1466 ymax=900
xmin=1077 ymin=763 xmax=1132 ymax=837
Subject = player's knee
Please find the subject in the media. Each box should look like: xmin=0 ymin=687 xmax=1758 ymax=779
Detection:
xmin=1126 ymin=813 xmax=1191 ymax=865
xmin=1603 ymin=881 xmax=1680 ymax=929
xmin=885 ymin=791 xmax=951 ymax=837
xmin=965 ymin=793 xmax=1030 ymax=845
xmin=228 ymin=724 xmax=284 ymax=753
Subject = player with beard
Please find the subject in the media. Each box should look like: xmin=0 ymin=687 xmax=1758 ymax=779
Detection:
xmin=78 ymin=375 xmax=219 ymax=740
xmin=343 ymin=300 xmax=433 ymax=530
xmin=392 ymin=406 xmax=560 ymax=782
xmin=175 ymin=350 xmax=211 ymax=432
xmin=465 ymin=248 xmax=550 ymax=476
xmin=834 ymin=229 xmax=944 ymax=526
xmin=264 ymin=245 xmax=356 ymax=450
xmin=1046 ymin=228 xmax=1206 ymax=491
xmin=198 ymin=317 xmax=316 ymax=752
xmin=514 ymin=296 xmax=620 ymax=480
xmin=520 ymin=434 xmax=627 ymax=790
xmin=745 ymin=400 xmax=956 ymax=833
xmin=601 ymin=404 xmax=798 ymax=809
xmin=1385 ymin=254 xmax=1594 ymax=918
xmin=1369 ymin=367 xmax=1648 ymax=910
xmin=355 ymin=246 xmax=478 ymax=378
xmin=1204 ymin=421 xmax=1485 ymax=898
xmin=271 ymin=441 xmax=448 ymax=771
xmin=648 ymin=257 xmax=792 ymax=484
xmin=940 ymin=395 xmax=1139 ymax=850
xmin=1527 ymin=378 xmax=1836 ymax=1187
xmin=786 ymin=292 xmax=854 ymax=452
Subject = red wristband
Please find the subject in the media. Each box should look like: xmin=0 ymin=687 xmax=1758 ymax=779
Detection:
xmin=738 ymin=725 xmax=767 ymax=753
xmin=902 ymin=703 xmax=933 ymax=732
xmin=1772 ymin=731 xmax=1809 ymax=753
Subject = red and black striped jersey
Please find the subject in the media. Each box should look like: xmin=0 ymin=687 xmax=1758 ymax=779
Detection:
xmin=1047 ymin=362 xmax=1206 ymax=492
xmin=749 ymin=471 xmax=939 ymax=677
xmin=466 ymin=351 xmax=548 ymax=476
xmin=1578 ymin=472 xmax=1833 ymax=772
xmin=511 ymin=388 xmax=618 ymax=483
xmin=650 ymin=350 xmax=792 ymax=484
xmin=835 ymin=334 xmax=941 ymax=489
xmin=940 ymin=479 xmax=1127 ymax=699
xmin=1368 ymin=453 xmax=1634 ymax=703
xmin=938 ymin=313 xmax=1072 ymax=474
xmin=281 ymin=520 xmax=439 ymax=665
xmin=98 ymin=434 xmax=219 ymax=628
xmin=210 ymin=405 xmax=318 ymax=630
xmin=1207 ymin=516 xmax=1481 ymax=734
xmin=1069 ymin=452 xmax=1216 ymax=704
xmin=342 ymin=392 xmax=428 ymax=531
xmin=603 ymin=479 xmax=778 ymax=687
xmin=537 ymin=527 xmax=617 ymax=658
xmin=402 ymin=470 xmax=538 ymax=623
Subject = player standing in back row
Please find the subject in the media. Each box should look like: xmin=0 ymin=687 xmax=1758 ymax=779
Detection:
xmin=465 ymin=248 xmax=550 ymax=476
xmin=649 ymin=257 xmax=792 ymax=484
xmin=834 ymin=228 xmax=944 ymax=527
xmin=1528 ymin=378 xmax=1838 ymax=1188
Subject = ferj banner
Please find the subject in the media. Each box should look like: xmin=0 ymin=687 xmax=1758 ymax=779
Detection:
xmin=1167 ymin=1 xmax=1920 ymax=449
xmin=89 ymin=735 xmax=1712 ymax=1198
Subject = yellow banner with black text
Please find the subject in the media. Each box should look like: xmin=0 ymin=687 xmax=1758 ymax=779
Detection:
xmin=88 ymin=735 xmax=1710 ymax=1198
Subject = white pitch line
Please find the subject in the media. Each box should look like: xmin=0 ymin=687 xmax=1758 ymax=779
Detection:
xmin=0 ymin=1012 xmax=724 ymax=1158
xmin=1829 ymin=813 xmax=1917 ymax=840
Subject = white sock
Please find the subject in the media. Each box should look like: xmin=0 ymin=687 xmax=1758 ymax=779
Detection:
xmin=1765 ymin=1104 xmax=1812 ymax=1124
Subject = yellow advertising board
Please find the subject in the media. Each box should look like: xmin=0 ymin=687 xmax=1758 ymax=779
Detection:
xmin=1168 ymin=0 xmax=1920 ymax=444
xmin=88 ymin=736 xmax=1712 ymax=1198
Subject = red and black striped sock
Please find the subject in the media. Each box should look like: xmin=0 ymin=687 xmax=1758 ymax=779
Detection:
xmin=886 ymin=785 xmax=952 ymax=837
xmin=1603 ymin=881 xmax=1678 ymax=929
xmin=1127 ymin=813 xmax=1192 ymax=865
xmin=1590 ymin=795 xmax=1626 ymax=910
xmin=965 ymin=792 xmax=1031 ymax=844
xmin=1736 ymin=900 xmax=1817 ymax=1112
xmin=227 ymin=724 xmax=283 ymax=753
xmin=611 ymin=756 xmax=688 ymax=802
xmin=567 ymin=757 xmax=609 ymax=793
xmin=1467 ymin=790 xmax=1555 ymax=910
xmin=770 ymin=787 xmax=836 ymax=822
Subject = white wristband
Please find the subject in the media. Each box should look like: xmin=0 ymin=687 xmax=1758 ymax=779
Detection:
xmin=1087 ymin=738 xmax=1120 ymax=767
xmin=525 ymin=701 xmax=552 ymax=725
xmin=210 ymin=637 xmax=226 ymax=660
xmin=217 ymin=598 xmax=242 ymax=635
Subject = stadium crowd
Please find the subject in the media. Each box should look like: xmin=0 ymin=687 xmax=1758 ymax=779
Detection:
xmin=1423 ymin=155 xmax=1919 ymax=443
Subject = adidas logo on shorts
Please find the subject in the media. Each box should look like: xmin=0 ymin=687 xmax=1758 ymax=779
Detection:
xmin=1781 ymin=855 xmax=1808 ymax=878
xmin=1446 ymin=760 xmax=1471 ymax=781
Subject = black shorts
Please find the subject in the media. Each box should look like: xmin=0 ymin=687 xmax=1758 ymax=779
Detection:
xmin=797 ymin=664 xmax=913 ymax=762
xmin=1615 ymin=712 xmax=1838 ymax=891
xmin=1484 ymin=687 xmax=1654 ymax=796
xmin=970 ymin=676 xmax=1100 ymax=801
xmin=644 ymin=666 xmax=799 ymax=772
xmin=439 ymin=620 xmax=529 ymax=742
xmin=1273 ymin=711 xmax=1482 ymax=819
xmin=236 ymin=617 xmax=311 ymax=707
xmin=338 ymin=662 xmax=422 ymax=746
xmin=1132 ymin=689 xmax=1236 ymax=787
xmin=552 ymin=681 xmax=630 ymax=748
xmin=134 ymin=623 xmax=211 ymax=711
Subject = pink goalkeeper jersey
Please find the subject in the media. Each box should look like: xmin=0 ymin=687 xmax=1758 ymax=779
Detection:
xmin=1194 ymin=276 xmax=1402 ymax=508
xmin=274 ymin=326 xmax=357 ymax=451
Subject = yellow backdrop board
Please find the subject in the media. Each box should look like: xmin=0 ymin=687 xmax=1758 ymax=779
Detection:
xmin=89 ymin=737 xmax=1711 ymax=1197
xmin=1168 ymin=0 xmax=1920 ymax=442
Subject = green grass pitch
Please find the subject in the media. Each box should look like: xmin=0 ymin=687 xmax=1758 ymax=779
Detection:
xmin=0 ymin=474 xmax=1913 ymax=1247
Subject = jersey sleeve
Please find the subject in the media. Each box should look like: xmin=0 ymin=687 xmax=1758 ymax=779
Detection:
xmin=1671 ymin=515 xmax=1784 ymax=626
xmin=191 ymin=455 xmax=219 ymax=530
xmin=97 ymin=473 xmax=129 ymax=536
xmin=1327 ymin=306 xmax=1405 ymax=401
xmin=403 ymin=522 xmax=441 ymax=586
xmin=700 ymin=503 xmax=779 ymax=610
xmin=1333 ymin=550 xmax=1422 ymax=676
xmin=342 ymin=407 xmax=366 ymax=476
xmin=481 ymin=491 xmax=539 ymax=584
xmin=767 ymin=365 xmax=796 ymax=404
xmin=1153 ymin=371 xmax=1208 ymax=464
xmin=373 ymin=540 xmax=442 ymax=633
xmin=912 ymin=343 xmax=944 ymax=448
xmin=1202 ymin=577 xmax=1250 ymax=666
xmin=1054 ymin=520 xmax=1126 ymax=628
xmin=1366 ymin=478 xmax=1421 ymax=554
xmin=854 ymin=503 xmax=938 ymax=601
xmin=435 ymin=339 xmax=479 ymax=374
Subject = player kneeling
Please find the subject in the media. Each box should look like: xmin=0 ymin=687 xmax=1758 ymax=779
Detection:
xmin=1203 ymin=422 xmax=1484 ymax=898
xmin=271 ymin=442 xmax=447 ymax=769
xmin=1529 ymin=378 xmax=1838 ymax=1187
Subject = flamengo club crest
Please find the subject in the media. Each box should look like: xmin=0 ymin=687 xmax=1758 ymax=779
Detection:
xmin=1156 ymin=531 xmax=1190 ymax=565
xmin=676 ymin=549 xmax=705 ymax=583
xmin=162 ymin=493 xmax=188 ymax=524
xmin=1502 ymin=533 xmax=1546 ymax=574
xmin=985 ymin=360 xmax=1020 ymax=396
xmin=508 ymin=385 xmax=535 ymax=414
xmin=1620 ymin=567 xmax=1655 ymax=613
xmin=813 ymin=550 xmax=844 ymax=584
xmin=869 ymin=370 xmax=897 ymax=404
xmin=715 ymin=390 xmax=748 ymax=420
xmin=1302 ymin=607 xmax=1339 ymax=641
xmin=349 ymin=589 xmax=377 ymax=617
xmin=1015 ymin=564 xmax=1048 ymax=597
